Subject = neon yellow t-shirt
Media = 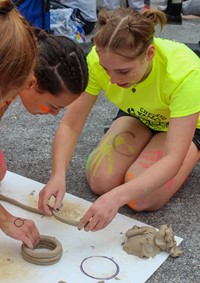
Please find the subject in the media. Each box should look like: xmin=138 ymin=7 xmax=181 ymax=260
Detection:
xmin=86 ymin=38 xmax=200 ymax=131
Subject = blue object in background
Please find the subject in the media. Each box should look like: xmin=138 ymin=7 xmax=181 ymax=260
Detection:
xmin=13 ymin=0 xmax=50 ymax=31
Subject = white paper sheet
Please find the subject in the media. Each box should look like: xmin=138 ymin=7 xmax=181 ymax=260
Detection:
xmin=0 ymin=171 xmax=183 ymax=283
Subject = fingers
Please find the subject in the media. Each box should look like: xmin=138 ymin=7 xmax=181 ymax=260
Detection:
xmin=78 ymin=217 xmax=92 ymax=231
xmin=38 ymin=190 xmax=54 ymax=215
xmin=78 ymin=216 xmax=108 ymax=232
xmin=22 ymin=232 xmax=40 ymax=249
xmin=38 ymin=189 xmax=48 ymax=214
xmin=38 ymin=188 xmax=65 ymax=216
xmin=77 ymin=197 xmax=118 ymax=232
xmin=54 ymin=191 xmax=65 ymax=212
xmin=22 ymin=237 xmax=34 ymax=249
xmin=78 ymin=211 xmax=112 ymax=232
xmin=18 ymin=220 xmax=40 ymax=249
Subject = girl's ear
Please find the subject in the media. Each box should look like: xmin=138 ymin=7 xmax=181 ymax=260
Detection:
xmin=27 ymin=75 xmax=37 ymax=88
xmin=146 ymin=44 xmax=155 ymax=61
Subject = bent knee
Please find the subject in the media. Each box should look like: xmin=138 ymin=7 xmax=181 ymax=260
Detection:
xmin=87 ymin=173 xmax=122 ymax=195
xmin=87 ymin=176 xmax=109 ymax=195
xmin=127 ymin=199 xmax=163 ymax=212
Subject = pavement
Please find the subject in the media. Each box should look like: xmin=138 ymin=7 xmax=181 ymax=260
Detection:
xmin=0 ymin=1 xmax=199 ymax=282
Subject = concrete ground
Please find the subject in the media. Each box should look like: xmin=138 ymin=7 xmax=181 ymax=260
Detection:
xmin=0 ymin=1 xmax=199 ymax=282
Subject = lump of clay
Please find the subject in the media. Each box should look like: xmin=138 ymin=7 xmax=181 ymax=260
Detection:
xmin=123 ymin=224 xmax=182 ymax=258
xmin=154 ymin=224 xmax=182 ymax=257
xmin=123 ymin=226 xmax=161 ymax=258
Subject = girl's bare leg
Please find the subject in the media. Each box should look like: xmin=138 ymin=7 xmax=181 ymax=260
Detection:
xmin=126 ymin=132 xmax=200 ymax=211
xmin=86 ymin=116 xmax=153 ymax=193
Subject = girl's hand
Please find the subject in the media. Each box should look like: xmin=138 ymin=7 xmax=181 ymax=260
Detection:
xmin=78 ymin=192 xmax=120 ymax=232
xmin=38 ymin=176 xmax=66 ymax=215
xmin=1 ymin=214 xmax=40 ymax=249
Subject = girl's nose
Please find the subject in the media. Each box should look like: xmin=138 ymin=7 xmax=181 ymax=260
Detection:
xmin=109 ymin=73 xmax=121 ymax=84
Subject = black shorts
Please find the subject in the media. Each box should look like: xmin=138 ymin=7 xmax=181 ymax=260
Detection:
xmin=113 ymin=109 xmax=200 ymax=150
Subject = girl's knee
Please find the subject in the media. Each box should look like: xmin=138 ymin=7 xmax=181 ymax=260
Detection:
xmin=127 ymin=198 xmax=163 ymax=212
xmin=86 ymin=150 xmax=124 ymax=195
xmin=87 ymin=173 xmax=118 ymax=195
xmin=0 ymin=150 xmax=7 ymax=181
xmin=88 ymin=179 xmax=107 ymax=195
xmin=127 ymin=200 xmax=147 ymax=212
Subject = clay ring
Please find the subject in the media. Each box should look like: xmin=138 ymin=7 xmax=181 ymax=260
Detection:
xmin=21 ymin=235 xmax=63 ymax=265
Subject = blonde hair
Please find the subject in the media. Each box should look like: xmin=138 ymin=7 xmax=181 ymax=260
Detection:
xmin=0 ymin=0 xmax=37 ymax=99
xmin=94 ymin=7 xmax=166 ymax=59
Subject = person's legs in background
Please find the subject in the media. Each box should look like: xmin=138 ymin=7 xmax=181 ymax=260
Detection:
xmin=56 ymin=0 xmax=97 ymax=36
xmin=102 ymin=1 xmax=150 ymax=11
xmin=161 ymin=0 xmax=182 ymax=24
xmin=76 ymin=10 xmax=96 ymax=35
xmin=144 ymin=0 xmax=151 ymax=9
xmin=102 ymin=0 xmax=121 ymax=9
xmin=127 ymin=0 xmax=145 ymax=11
xmin=182 ymin=0 xmax=200 ymax=17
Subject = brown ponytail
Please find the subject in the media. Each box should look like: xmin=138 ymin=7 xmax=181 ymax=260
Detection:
xmin=94 ymin=7 xmax=166 ymax=59
xmin=0 ymin=0 xmax=37 ymax=99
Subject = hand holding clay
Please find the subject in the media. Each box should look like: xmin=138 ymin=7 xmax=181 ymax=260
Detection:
xmin=0 ymin=206 xmax=40 ymax=249
xmin=0 ymin=193 xmax=78 ymax=265
xmin=38 ymin=176 xmax=66 ymax=215
xmin=78 ymin=192 xmax=120 ymax=231
xmin=123 ymin=224 xmax=182 ymax=258
xmin=21 ymin=235 xmax=63 ymax=265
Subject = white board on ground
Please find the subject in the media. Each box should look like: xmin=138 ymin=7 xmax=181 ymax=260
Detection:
xmin=0 ymin=171 xmax=183 ymax=283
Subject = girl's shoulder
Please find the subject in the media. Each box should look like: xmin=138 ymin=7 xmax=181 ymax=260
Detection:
xmin=154 ymin=38 xmax=200 ymax=80
xmin=154 ymin=37 xmax=200 ymax=65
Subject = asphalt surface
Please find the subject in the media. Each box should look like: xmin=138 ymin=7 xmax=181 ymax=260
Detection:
xmin=0 ymin=1 xmax=199 ymax=282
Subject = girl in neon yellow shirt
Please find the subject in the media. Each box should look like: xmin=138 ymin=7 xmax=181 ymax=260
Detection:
xmin=39 ymin=7 xmax=200 ymax=232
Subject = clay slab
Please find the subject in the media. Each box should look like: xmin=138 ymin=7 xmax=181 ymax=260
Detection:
xmin=0 ymin=171 xmax=183 ymax=283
